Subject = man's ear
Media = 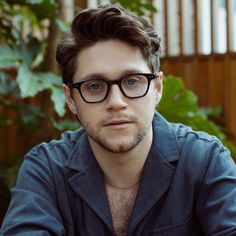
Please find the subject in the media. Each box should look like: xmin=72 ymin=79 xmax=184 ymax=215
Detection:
xmin=63 ymin=84 xmax=78 ymax=115
xmin=155 ymin=71 xmax=164 ymax=104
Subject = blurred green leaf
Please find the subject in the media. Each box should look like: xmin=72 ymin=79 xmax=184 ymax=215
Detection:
xmin=50 ymin=86 xmax=66 ymax=117
xmin=55 ymin=19 xmax=70 ymax=34
xmin=0 ymin=38 xmax=44 ymax=69
xmin=27 ymin=0 xmax=44 ymax=4
xmin=16 ymin=65 xmax=64 ymax=116
xmin=158 ymin=76 xmax=197 ymax=123
xmin=7 ymin=0 xmax=58 ymax=20
xmin=198 ymin=107 xmax=221 ymax=116
xmin=17 ymin=37 xmax=45 ymax=68
xmin=112 ymin=0 xmax=157 ymax=16
xmin=17 ymin=65 xmax=57 ymax=97
xmin=42 ymin=72 xmax=62 ymax=87
xmin=0 ymin=71 xmax=17 ymax=95
xmin=52 ymin=119 xmax=79 ymax=131
xmin=16 ymin=64 xmax=45 ymax=97
xmin=0 ymin=46 xmax=21 ymax=69
xmin=27 ymin=0 xmax=58 ymax=20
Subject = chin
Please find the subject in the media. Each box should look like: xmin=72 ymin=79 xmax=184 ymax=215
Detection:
xmin=101 ymin=138 xmax=140 ymax=153
xmin=105 ymin=144 xmax=135 ymax=153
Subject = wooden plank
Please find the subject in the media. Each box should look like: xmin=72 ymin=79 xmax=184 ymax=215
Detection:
xmin=224 ymin=57 xmax=236 ymax=143
xmin=179 ymin=0 xmax=183 ymax=55
xmin=193 ymin=0 xmax=198 ymax=55
xmin=164 ymin=0 xmax=169 ymax=56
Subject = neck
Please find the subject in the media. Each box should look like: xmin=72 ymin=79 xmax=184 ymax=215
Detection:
xmin=88 ymin=127 xmax=153 ymax=188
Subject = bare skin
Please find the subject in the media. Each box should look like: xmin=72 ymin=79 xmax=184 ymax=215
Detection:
xmin=105 ymin=183 xmax=139 ymax=236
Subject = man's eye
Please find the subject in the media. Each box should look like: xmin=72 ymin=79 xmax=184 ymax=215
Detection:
xmin=89 ymin=83 xmax=100 ymax=90
xmin=125 ymin=77 xmax=141 ymax=87
xmin=127 ymin=78 xmax=137 ymax=85
xmin=86 ymin=82 xmax=103 ymax=91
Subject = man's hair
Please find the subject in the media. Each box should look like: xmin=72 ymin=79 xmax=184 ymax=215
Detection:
xmin=56 ymin=3 xmax=161 ymax=84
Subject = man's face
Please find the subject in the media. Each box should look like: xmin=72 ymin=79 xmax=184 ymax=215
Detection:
xmin=64 ymin=39 xmax=163 ymax=153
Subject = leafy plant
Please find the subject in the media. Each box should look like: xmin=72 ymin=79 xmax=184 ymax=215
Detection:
xmin=158 ymin=76 xmax=236 ymax=158
xmin=0 ymin=0 xmax=73 ymax=224
xmin=0 ymin=0 xmax=66 ymax=116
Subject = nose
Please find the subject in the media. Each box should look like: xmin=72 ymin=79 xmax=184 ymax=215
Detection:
xmin=105 ymin=85 xmax=127 ymax=111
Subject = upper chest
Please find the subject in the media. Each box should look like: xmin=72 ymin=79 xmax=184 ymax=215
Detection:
xmin=105 ymin=184 xmax=139 ymax=236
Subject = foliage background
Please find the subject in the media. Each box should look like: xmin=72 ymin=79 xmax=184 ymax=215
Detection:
xmin=0 ymin=0 xmax=235 ymax=225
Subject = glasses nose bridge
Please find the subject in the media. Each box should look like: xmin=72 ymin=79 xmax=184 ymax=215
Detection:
xmin=107 ymin=79 xmax=123 ymax=94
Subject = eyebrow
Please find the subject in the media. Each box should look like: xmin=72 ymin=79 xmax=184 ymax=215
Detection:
xmin=78 ymin=69 xmax=149 ymax=82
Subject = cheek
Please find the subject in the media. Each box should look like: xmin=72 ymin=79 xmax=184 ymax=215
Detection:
xmin=137 ymin=96 xmax=156 ymax=118
xmin=76 ymin=104 xmax=100 ymax=126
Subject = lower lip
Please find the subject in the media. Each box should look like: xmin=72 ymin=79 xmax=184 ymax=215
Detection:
xmin=105 ymin=123 xmax=132 ymax=130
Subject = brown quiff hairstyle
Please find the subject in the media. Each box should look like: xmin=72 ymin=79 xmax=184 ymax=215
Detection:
xmin=56 ymin=3 xmax=161 ymax=84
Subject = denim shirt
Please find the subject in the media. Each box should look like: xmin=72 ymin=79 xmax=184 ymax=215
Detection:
xmin=1 ymin=113 xmax=236 ymax=235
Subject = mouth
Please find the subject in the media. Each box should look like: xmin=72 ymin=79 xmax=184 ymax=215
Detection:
xmin=104 ymin=119 xmax=133 ymax=130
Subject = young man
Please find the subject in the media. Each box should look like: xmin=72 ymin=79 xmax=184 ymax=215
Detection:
xmin=1 ymin=3 xmax=236 ymax=236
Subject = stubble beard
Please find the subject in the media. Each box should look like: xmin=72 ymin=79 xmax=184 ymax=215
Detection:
xmin=82 ymin=119 xmax=151 ymax=153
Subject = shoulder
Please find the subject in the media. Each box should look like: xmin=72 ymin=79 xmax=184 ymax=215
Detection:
xmin=25 ymin=128 xmax=86 ymax=166
xmin=172 ymin=122 xmax=229 ymax=157
xmin=170 ymin=123 xmax=235 ymax=182
xmin=153 ymin=112 xmax=233 ymax=170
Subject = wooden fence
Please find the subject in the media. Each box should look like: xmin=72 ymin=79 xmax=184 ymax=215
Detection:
xmin=152 ymin=0 xmax=236 ymax=144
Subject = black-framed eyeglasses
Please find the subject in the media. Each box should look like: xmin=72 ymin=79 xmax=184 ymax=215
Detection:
xmin=67 ymin=73 xmax=158 ymax=103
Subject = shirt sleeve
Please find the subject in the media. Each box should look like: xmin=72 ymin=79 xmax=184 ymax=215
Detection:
xmin=0 ymin=148 xmax=66 ymax=236
xmin=196 ymin=146 xmax=236 ymax=235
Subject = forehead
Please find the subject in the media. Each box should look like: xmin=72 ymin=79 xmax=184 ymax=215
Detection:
xmin=73 ymin=39 xmax=150 ymax=82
